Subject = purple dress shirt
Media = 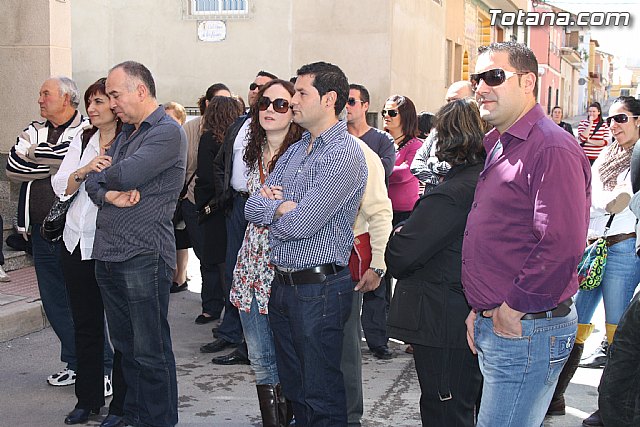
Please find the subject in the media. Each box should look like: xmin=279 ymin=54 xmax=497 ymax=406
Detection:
xmin=462 ymin=104 xmax=592 ymax=313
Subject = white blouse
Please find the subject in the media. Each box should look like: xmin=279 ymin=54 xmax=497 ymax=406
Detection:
xmin=51 ymin=127 xmax=101 ymax=260
xmin=588 ymin=149 xmax=635 ymax=239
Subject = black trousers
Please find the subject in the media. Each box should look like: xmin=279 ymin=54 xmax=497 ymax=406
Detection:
xmin=61 ymin=245 xmax=125 ymax=414
xmin=413 ymin=344 xmax=482 ymax=427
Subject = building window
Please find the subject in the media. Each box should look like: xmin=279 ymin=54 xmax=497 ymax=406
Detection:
xmin=190 ymin=0 xmax=248 ymax=16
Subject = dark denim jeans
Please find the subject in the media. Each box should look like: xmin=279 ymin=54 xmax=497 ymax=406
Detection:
xmin=599 ymin=291 xmax=640 ymax=426
xmin=269 ymin=268 xmax=354 ymax=427
xmin=31 ymin=223 xmax=77 ymax=370
xmin=181 ymin=200 xmax=224 ymax=317
xmin=96 ymin=252 xmax=178 ymax=427
xmin=218 ymin=193 xmax=246 ymax=344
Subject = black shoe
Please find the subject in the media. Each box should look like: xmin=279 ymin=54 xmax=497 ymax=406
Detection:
xmin=64 ymin=408 xmax=99 ymax=425
xmin=371 ymin=346 xmax=394 ymax=360
xmin=211 ymin=348 xmax=250 ymax=365
xmin=195 ymin=313 xmax=219 ymax=324
xmin=580 ymin=340 xmax=608 ymax=369
xmin=100 ymin=414 xmax=124 ymax=427
xmin=200 ymin=338 xmax=237 ymax=353
xmin=211 ymin=326 xmax=219 ymax=338
xmin=170 ymin=282 xmax=188 ymax=293
xmin=582 ymin=409 xmax=604 ymax=427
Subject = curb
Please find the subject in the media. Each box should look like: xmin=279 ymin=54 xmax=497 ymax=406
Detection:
xmin=0 ymin=299 xmax=47 ymax=343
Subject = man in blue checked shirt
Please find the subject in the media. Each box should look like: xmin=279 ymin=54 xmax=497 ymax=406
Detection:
xmin=245 ymin=61 xmax=367 ymax=427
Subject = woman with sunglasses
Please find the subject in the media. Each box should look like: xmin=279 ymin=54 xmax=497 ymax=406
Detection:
xmin=578 ymin=102 xmax=612 ymax=164
xmin=386 ymin=99 xmax=484 ymax=426
xmin=547 ymin=96 xmax=640 ymax=418
xmin=52 ymin=78 xmax=126 ymax=427
xmin=229 ymin=79 xmax=302 ymax=426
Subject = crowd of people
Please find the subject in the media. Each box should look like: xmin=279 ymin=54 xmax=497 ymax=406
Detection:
xmin=4 ymin=41 xmax=640 ymax=427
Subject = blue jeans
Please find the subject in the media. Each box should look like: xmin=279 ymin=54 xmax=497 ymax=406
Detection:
xmin=31 ymin=223 xmax=77 ymax=371
xmin=342 ymin=287 xmax=363 ymax=427
xmin=239 ymin=293 xmax=279 ymax=385
xmin=182 ymin=200 xmax=224 ymax=317
xmin=218 ymin=193 xmax=247 ymax=344
xmin=96 ymin=252 xmax=178 ymax=427
xmin=474 ymin=306 xmax=577 ymax=427
xmin=268 ymin=268 xmax=354 ymax=427
xmin=576 ymin=238 xmax=640 ymax=325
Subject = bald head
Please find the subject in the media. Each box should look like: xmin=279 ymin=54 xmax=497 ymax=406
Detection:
xmin=445 ymin=81 xmax=474 ymax=103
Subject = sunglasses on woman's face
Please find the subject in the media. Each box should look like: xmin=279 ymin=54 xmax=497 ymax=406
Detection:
xmin=249 ymin=82 xmax=264 ymax=91
xmin=381 ymin=109 xmax=399 ymax=118
xmin=258 ymin=96 xmax=291 ymax=114
xmin=605 ymin=113 xmax=640 ymax=126
xmin=470 ymin=68 xmax=527 ymax=91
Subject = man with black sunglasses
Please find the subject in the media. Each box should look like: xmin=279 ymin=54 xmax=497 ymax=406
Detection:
xmin=462 ymin=42 xmax=591 ymax=426
xmin=202 ymin=70 xmax=277 ymax=366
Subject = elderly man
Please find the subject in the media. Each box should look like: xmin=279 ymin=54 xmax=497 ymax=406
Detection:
xmin=245 ymin=61 xmax=367 ymax=426
xmin=6 ymin=76 xmax=87 ymax=386
xmin=462 ymin=42 xmax=591 ymax=426
xmin=85 ymin=61 xmax=186 ymax=427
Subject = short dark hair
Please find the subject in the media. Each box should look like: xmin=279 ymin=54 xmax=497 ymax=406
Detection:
xmin=257 ymin=70 xmax=278 ymax=80
xmin=435 ymin=99 xmax=486 ymax=166
xmin=478 ymin=42 xmax=538 ymax=97
xmin=386 ymin=94 xmax=419 ymax=141
xmin=417 ymin=111 xmax=436 ymax=139
xmin=349 ymin=84 xmax=370 ymax=104
xmin=552 ymin=106 xmax=563 ymax=113
xmin=110 ymin=60 xmax=156 ymax=98
xmin=82 ymin=77 xmax=123 ymax=146
xmin=296 ymin=62 xmax=349 ymax=116
xmin=205 ymin=83 xmax=231 ymax=101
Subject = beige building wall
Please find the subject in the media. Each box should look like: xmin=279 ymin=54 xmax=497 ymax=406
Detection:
xmin=0 ymin=0 xmax=73 ymax=222
xmin=71 ymin=0 xmax=444 ymax=119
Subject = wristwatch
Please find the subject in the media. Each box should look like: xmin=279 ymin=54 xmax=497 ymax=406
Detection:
xmin=371 ymin=268 xmax=386 ymax=278
xmin=73 ymin=171 xmax=85 ymax=183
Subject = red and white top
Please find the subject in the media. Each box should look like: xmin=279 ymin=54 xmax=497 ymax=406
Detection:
xmin=577 ymin=119 xmax=611 ymax=161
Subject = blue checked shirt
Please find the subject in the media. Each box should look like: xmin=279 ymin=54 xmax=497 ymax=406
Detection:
xmin=245 ymin=120 xmax=367 ymax=270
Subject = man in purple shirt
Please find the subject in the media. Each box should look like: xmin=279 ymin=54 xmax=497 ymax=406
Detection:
xmin=462 ymin=42 xmax=591 ymax=426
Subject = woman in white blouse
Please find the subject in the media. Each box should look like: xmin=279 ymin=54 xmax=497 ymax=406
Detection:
xmin=52 ymin=78 xmax=125 ymax=427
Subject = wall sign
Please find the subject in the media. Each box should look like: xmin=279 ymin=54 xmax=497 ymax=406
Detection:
xmin=198 ymin=21 xmax=226 ymax=42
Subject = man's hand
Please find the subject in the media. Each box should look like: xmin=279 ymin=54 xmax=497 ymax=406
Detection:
xmin=465 ymin=310 xmax=477 ymax=354
xmin=274 ymin=200 xmax=297 ymax=220
xmin=259 ymin=185 xmax=283 ymax=200
xmin=105 ymin=189 xmax=140 ymax=208
xmin=354 ymin=269 xmax=382 ymax=293
xmin=482 ymin=301 xmax=524 ymax=338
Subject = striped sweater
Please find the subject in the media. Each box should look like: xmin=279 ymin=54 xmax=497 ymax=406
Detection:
xmin=577 ymin=119 xmax=611 ymax=160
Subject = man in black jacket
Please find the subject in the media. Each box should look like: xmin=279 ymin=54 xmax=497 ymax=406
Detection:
xmin=200 ymin=70 xmax=278 ymax=365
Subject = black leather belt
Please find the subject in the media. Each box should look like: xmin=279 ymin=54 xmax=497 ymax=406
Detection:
xmin=274 ymin=263 xmax=344 ymax=286
xmin=521 ymin=299 xmax=573 ymax=320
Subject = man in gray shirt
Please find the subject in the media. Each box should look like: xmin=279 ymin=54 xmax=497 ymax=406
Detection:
xmin=86 ymin=61 xmax=186 ymax=427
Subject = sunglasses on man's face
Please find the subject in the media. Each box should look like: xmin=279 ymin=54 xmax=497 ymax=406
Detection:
xmin=606 ymin=113 xmax=640 ymax=126
xmin=249 ymin=82 xmax=264 ymax=91
xmin=258 ymin=96 xmax=291 ymax=114
xmin=347 ymin=97 xmax=365 ymax=107
xmin=381 ymin=109 xmax=399 ymax=118
xmin=470 ymin=68 xmax=527 ymax=91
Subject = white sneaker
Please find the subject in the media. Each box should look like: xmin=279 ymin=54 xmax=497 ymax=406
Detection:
xmin=0 ymin=265 xmax=10 ymax=282
xmin=104 ymin=375 xmax=113 ymax=397
xmin=47 ymin=368 xmax=76 ymax=386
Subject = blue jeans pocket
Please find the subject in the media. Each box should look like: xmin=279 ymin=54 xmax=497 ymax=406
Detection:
xmin=546 ymin=333 xmax=574 ymax=385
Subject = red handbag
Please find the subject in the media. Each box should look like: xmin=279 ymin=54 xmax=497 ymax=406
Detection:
xmin=349 ymin=232 xmax=372 ymax=281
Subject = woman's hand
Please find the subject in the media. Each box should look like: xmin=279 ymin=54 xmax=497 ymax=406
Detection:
xmin=81 ymin=155 xmax=112 ymax=175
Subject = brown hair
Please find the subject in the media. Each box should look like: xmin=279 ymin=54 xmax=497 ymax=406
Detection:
xmin=244 ymin=79 xmax=303 ymax=173
xmin=386 ymin=94 xmax=419 ymax=145
xmin=82 ymin=77 xmax=123 ymax=146
xmin=201 ymin=96 xmax=243 ymax=144
xmin=435 ymin=99 xmax=486 ymax=166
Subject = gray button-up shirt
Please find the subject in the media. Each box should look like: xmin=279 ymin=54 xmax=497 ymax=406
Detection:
xmin=86 ymin=106 xmax=187 ymax=269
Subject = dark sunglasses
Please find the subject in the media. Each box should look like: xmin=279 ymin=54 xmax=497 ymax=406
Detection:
xmin=470 ymin=68 xmax=527 ymax=91
xmin=381 ymin=109 xmax=399 ymax=118
xmin=258 ymin=96 xmax=291 ymax=114
xmin=249 ymin=82 xmax=264 ymax=91
xmin=605 ymin=113 xmax=640 ymax=126
xmin=347 ymin=97 xmax=365 ymax=107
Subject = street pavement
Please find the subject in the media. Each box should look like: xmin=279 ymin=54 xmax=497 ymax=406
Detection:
xmin=0 ymin=248 xmax=607 ymax=426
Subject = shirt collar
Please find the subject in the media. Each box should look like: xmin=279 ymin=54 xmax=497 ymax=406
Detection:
xmin=122 ymin=106 xmax=166 ymax=135
xmin=484 ymin=103 xmax=546 ymax=150
xmin=46 ymin=110 xmax=78 ymax=130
